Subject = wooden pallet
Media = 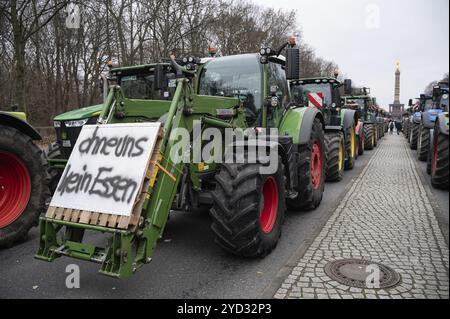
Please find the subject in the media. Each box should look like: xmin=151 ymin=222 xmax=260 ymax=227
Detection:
xmin=45 ymin=128 xmax=165 ymax=230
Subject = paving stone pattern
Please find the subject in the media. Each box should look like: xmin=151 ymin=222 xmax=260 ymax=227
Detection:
xmin=275 ymin=135 xmax=449 ymax=299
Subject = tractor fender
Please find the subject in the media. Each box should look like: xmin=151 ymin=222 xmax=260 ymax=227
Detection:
xmin=436 ymin=113 xmax=449 ymax=136
xmin=422 ymin=109 xmax=444 ymax=129
xmin=0 ymin=112 xmax=41 ymax=140
xmin=279 ymin=106 xmax=324 ymax=146
xmin=341 ymin=109 xmax=357 ymax=131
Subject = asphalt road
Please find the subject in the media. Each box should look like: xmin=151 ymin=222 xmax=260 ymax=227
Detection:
xmin=0 ymin=144 xmax=377 ymax=299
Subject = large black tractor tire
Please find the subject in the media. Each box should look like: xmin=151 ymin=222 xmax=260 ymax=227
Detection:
xmin=409 ymin=124 xmax=419 ymax=150
xmin=324 ymin=132 xmax=344 ymax=182
xmin=210 ymin=156 xmax=286 ymax=257
xmin=45 ymin=142 xmax=63 ymax=194
xmin=0 ymin=125 xmax=50 ymax=247
xmin=404 ymin=122 xmax=409 ymax=139
xmin=287 ymin=118 xmax=325 ymax=211
xmin=431 ymin=130 xmax=449 ymax=189
xmin=344 ymin=126 xmax=356 ymax=170
xmin=417 ymin=127 xmax=430 ymax=162
xmin=364 ymin=124 xmax=375 ymax=150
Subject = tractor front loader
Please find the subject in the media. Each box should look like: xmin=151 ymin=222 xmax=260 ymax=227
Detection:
xmin=36 ymin=39 xmax=327 ymax=278
xmin=0 ymin=112 xmax=50 ymax=247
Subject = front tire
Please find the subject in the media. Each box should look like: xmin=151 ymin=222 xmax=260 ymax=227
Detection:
xmin=287 ymin=118 xmax=325 ymax=211
xmin=324 ymin=132 xmax=344 ymax=182
xmin=210 ymin=157 xmax=286 ymax=257
xmin=344 ymin=126 xmax=356 ymax=170
xmin=410 ymin=124 xmax=419 ymax=150
xmin=0 ymin=125 xmax=50 ymax=247
xmin=364 ymin=124 xmax=375 ymax=150
xmin=417 ymin=127 xmax=430 ymax=162
xmin=431 ymin=128 xmax=449 ymax=189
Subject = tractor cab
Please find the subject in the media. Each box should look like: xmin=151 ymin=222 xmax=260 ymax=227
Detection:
xmin=289 ymin=77 xmax=343 ymax=126
xmin=109 ymin=63 xmax=177 ymax=101
xmin=432 ymin=82 xmax=449 ymax=113
xmin=343 ymin=92 xmax=375 ymax=124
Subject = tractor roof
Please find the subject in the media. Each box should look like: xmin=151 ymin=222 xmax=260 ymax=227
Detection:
xmin=110 ymin=63 xmax=171 ymax=76
xmin=344 ymin=95 xmax=371 ymax=100
xmin=290 ymin=77 xmax=341 ymax=85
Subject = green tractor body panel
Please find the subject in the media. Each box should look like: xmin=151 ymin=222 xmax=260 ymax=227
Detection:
xmin=54 ymin=104 xmax=103 ymax=121
xmin=279 ymin=107 xmax=309 ymax=144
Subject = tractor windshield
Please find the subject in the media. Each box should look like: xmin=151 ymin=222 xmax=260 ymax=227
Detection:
xmin=119 ymin=73 xmax=174 ymax=100
xmin=353 ymin=98 xmax=366 ymax=110
xmin=199 ymin=54 xmax=262 ymax=124
xmin=292 ymin=83 xmax=332 ymax=106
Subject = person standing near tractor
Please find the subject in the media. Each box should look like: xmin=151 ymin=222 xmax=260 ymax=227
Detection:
xmin=389 ymin=120 xmax=395 ymax=134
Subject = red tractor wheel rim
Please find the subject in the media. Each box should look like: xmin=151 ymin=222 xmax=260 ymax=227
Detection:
xmin=260 ymin=177 xmax=278 ymax=234
xmin=433 ymin=137 xmax=438 ymax=174
xmin=0 ymin=151 xmax=31 ymax=228
xmin=311 ymin=142 xmax=322 ymax=190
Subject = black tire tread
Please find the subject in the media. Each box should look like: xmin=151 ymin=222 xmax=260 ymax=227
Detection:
xmin=324 ymin=132 xmax=344 ymax=182
xmin=0 ymin=125 xmax=50 ymax=247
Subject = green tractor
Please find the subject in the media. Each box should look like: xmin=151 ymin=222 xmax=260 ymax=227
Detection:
xmin=289 ymin=77 xmax=358 ymax=182
xmin=0 ymin=111 xmax=50 ymax=247
xmin=429 ymin=82 xmax=449 ymax=189
xmin=343 ymin=87 xmax=378 ymax=152
xmin=36 ymin=39 xmax=329 ymax=277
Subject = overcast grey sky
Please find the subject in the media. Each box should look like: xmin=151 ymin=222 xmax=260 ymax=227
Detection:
xmin=260 ymin=0 xmax=449 ymax=110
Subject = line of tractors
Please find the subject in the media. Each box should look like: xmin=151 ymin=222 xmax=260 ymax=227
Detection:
xmin=402 ymin=81 xmax=449 ymax=190
xmin=1 ymin=39 xmax=390 ymax=277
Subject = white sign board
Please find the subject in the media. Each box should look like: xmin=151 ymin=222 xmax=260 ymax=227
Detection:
xmin=50 ymin=123 xmax=161 ymax=216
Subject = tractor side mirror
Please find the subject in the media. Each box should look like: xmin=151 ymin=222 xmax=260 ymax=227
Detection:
xmin=154 ymin=64 xmax=166 ymax=91
xmin=285 ymin=47 xmax=300 ymax=80
xmin=408 ymin=99 xmax=413 ymax=107
xmin=344 ymin=79 xmax=352 ymax=95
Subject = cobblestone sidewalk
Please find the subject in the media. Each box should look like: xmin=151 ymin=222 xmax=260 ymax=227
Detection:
xmin=275 ymin=134 xmax=449 ymax=299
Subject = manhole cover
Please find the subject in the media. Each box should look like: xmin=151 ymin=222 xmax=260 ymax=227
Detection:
xmin=324 ymin=259 xmax=401 ymax=289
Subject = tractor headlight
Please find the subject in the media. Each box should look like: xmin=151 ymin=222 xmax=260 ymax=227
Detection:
xmin=53 ymin=121 xmax=61 ymax=128
xmin=65 ymin=118 xmax=89 ymax=127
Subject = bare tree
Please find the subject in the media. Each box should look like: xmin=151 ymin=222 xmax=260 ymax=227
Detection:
xmin=0 ymin=0 xmax=67 ymax=115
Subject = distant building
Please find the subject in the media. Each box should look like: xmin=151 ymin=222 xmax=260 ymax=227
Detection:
xmin=389 ymin=61 xmax=405 ymax=121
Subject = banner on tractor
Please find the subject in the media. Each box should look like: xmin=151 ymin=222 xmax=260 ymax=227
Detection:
xmin=50 ymin=123 xmax=161 ymax=217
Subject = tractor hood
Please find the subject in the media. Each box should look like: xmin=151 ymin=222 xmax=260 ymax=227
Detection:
xmin=54 ymin=104 xmax=103 ymax=121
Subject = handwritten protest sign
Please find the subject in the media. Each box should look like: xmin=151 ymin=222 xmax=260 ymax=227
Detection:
xmin=50 ymin=123 xmax=161 ymax=217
